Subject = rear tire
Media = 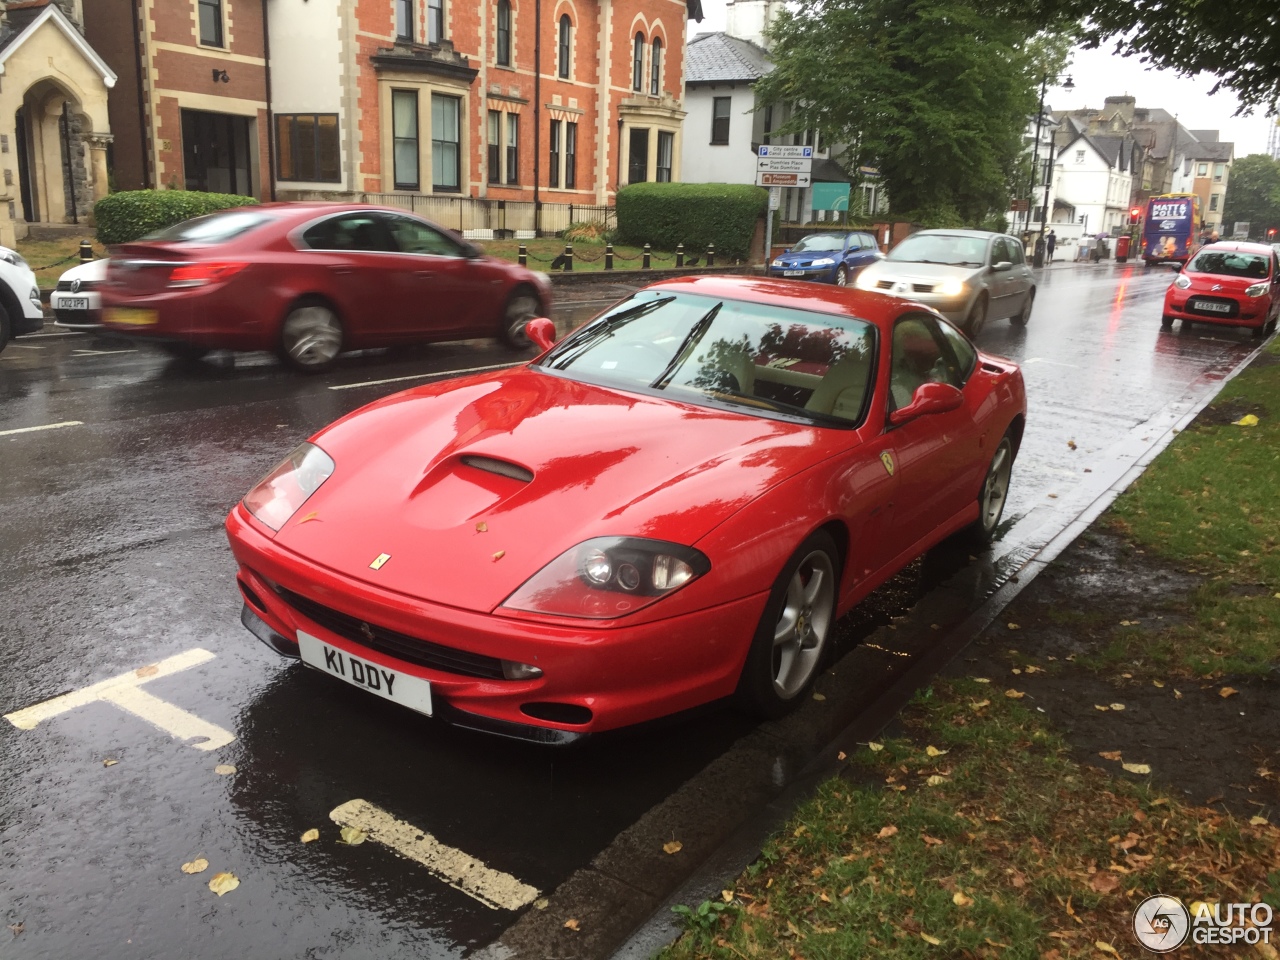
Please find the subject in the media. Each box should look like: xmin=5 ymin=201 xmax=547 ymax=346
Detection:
xmin=965 ymin=294 xmax=988 ymax=336
xmin=1010 ymin=288 xmax=1034 ymax=326
xmin=279 ymin=298 xmax=344 ymax=372
xmin=735 ymin=530 xmax=840 ymax=719
xmin=501 ymin=288 xmax=541 ymax=349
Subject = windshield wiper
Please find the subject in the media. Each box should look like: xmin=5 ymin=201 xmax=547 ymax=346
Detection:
xmin=543 ymin=296 xmax=677 ymax=370
xmin=650 ymin=302 xmax=723 ymax=389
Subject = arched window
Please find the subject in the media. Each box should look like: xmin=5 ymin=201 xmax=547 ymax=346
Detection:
xmin=496 ymin=0 xmax=511 ymax=66
xmin=650 ymin=37 xmax=662 ymax=95
xmin=632 ymin=32 xmax=644 ymax=91
xmin=558 ymin=15 xmax=571 ymax=79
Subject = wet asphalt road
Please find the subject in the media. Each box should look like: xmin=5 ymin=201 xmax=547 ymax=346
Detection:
xmin=0 ymin=264 xmax=1261 ymax=959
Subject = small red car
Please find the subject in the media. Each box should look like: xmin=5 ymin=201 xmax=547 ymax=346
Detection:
xmin=1162 ymin=241 xmax=1280 ymax=337
xmin=101 ymin=203 xmax=552 ymax=370
xmin=226 ymin=276 xmax=1027 ymax=743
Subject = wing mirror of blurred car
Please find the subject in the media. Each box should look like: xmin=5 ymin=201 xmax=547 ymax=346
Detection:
xmin=526 ymin=317 xmax=558 ymax=351
xmin=888 ymin=382 xmax=964 ymax=426
xmin=463 ymin=242 xmax=484 ymax=258
xmin=991 ymin=261 xmax=1012 ymax=272
xmin=784 ymin=248 xmax=791 ymax=254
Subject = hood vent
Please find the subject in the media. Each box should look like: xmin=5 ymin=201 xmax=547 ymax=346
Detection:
xmin=461 ymin=455 xmax=534 ymax=483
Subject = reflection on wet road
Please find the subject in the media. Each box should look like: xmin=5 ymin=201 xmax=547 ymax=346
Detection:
xmin=0 ymin=264 xmax=1260 ymax=959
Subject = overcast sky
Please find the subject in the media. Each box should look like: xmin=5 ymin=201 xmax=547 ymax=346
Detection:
xmin=687 ymin=3 xmax=1276 ymax=158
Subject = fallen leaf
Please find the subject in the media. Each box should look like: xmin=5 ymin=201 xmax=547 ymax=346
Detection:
xmin=1153 ymin=680 xmax=1165 ymax=688
xmin=339 ymin=826 xmax=367 ymax=845
xmin=722 ymin=890 xmax=734 ymax=903
xmin=953 ymin=891 xmax=974 ymax=907
xmin=208 ymin=872 xmax=239 ymax=897
xmin=1233 ymin=414 xmax=1260 ymax=426
xmin=970 ymin=699 xmax=990 ymax=710
xmin=1024 ymin=665 xmax=1044 ymax=674
xmin=300 ymin=829 xmax=320 ymax=843
xmin=135 ymin=664 xmax=159 ymax=678
xmin=1067 ymin=439 xmax=1077 ymax=450
xmin=1012 ymin=668 xmax=1022 ymax=675
xmin=813 ymin=692 xmax=826 ymax=701
xmin=973 ymin=677 xmax=991 ymax=684
xmin=1174 ymin=689 xmax=1183 ymax=699
xmin=533 ymin=898 xmax=549 ymax=910
xmin=925 ymin=745 xmax=948 ymax=757
xmin=922 ymin=835 xmax=944 ymax=846
xmin=1220 ymin=686 xmax=1239 ymax=698
xmin=181 ymin=858 xmax=209 ymax=874
xmin=1004 ymin=689 xmax=1025 ymax=699
xmin=868 ymin=741 xmax=884 ymax=752
xmin=214 ymin=764 xmax=236 ymax=776
xmin=1095 ymin=704 xmax=1110 ymax=711
xmin=921 ymin=932 xmax=942 ymax=945
xmin=1007 ymin=623 xmax=1021 ymax=630
xmin=296 ymin=511 xmax=319 ymax=525
xmin=492 ymin=550 xmax=506 ymax=561
xmin=475 ymin=521 xmax=488 ymax=532
xmin=877 ymin=825 xmax=899 ymax=839
xmin=926 ymin=775 xmax=948 ymax=786
xmin=564 ymin=918 xmax=580 ymax=932
xmin=1122 ymin=763 xmax=1151 ymax=775
xmin=662 ymin=840 xmax=683 ymax=855
xmin=7 ymin=923 xmax=23 ymax=937
xmin=103 ymin=758 xmax=118 ymax=767
xmin=1099 ymin=751 xmax=1123 ymax=761
xmin=837 ymin=751 xmax=847 ymax=761
xmin=1095 ymin=942 xmax=1119 ymax=956
xmin=1048 ymin=493 xmax=1058 ymax=499
xmin=1090 ymin=873 xmax=1120 ymax=894
xmin=1250 ymin=816 xmax=1270 ymax=826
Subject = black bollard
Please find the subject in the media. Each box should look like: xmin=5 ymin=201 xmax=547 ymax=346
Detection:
xmin=518 ymin=242 xmax=527 ymax=267
xmin=706 ymin=243 xmax=715 ymax=268
xmin=564 ymin=243 xmax=574 ymax=271
xmin=79 ymin=239 xmax=93 ymax=263
xmin=676 ymin=243 xmax=684 ymax=268
xmin=643 ymin=243 xmax=651 ymax=269
xmin=605 ymin=243 xmax=613 ymax=270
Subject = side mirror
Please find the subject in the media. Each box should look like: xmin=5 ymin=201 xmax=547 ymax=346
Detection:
xmin=991 ymin=261 xmax=1012 ymax=273
xmin=525 ymin=317 xmax=558 ymax=352
xmin=888 ymin=382 xmax=963 ymax=426
xmin=784 ymin=248 xmax=791 ymax=254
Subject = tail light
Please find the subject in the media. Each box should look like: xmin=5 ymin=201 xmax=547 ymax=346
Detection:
xmin=168 ymin=261 xmax=249 ymax=289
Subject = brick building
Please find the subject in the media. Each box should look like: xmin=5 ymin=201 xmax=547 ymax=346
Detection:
xmin=85 ymin=0 xmax=271 ymax=199
xmin=268 ymin=0 xmax=693 ymax=212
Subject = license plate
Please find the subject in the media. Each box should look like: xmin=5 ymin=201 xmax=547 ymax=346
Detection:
xmin=61 ymin=297 xmax=89 ymax=310
xmin=297 ymin=630 xmax=433 ymax=717
xmin=783 ymin=270 xmax=805 ymax=277
xmin=1195 ymin=300 xmax=1232 ymax=313
xmin=106 ymin=307 xmax=158 ymax=326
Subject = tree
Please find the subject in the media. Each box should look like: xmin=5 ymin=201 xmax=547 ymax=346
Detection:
xmin=1221 ymin=154 xmax=1280 ymax=239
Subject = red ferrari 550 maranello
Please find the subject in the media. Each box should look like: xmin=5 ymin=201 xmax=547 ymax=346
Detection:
xmin=226 ymin=276 xmax=1027 ymax=744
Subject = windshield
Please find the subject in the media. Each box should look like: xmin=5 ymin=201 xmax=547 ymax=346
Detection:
xmin=143 ymin=209 xmax=271 ymax=244
xmin=537 ymin=291 xmax=877 ymax=425
xmin=791 ymin=234 xmax=845 ymax=253
xmin=887 ymin=233 xmax=988 ymax=267
xmin=1188 ymin=250 xmax=1272 ymax=280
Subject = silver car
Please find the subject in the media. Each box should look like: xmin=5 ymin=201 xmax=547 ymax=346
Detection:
xmin=854 ymin=228 xmax=1036 ymax=335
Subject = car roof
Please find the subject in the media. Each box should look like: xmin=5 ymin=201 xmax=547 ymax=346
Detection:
xmin=642 ymin=274 xmax=911 ymax=325
xmin=1199 ymin=241 xmax=1275 ymax=255
xmin=909 ymin=228 xmax=1002 ymax=240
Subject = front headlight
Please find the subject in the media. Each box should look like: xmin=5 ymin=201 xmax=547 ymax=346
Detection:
xmin=1174 ymin=274 xmax=1191 ymax=290
xmin=1 ymin=248 xmax=27 ymax=268
xmin=1246 ymin=282 xmax=1269 ymax=298
xmin=935 ymin=277 xmax=966 ymax=297
xmin=810 ymin=258 xmax=835 ymax=267
xmin=502 ymin=536 xmax=710 ymax=619
xmin=771 ymin=259 xmax=786 ymax=268
xmin=243 ymin=442 xmax=335 ymax=531
xmin=854 ymin=270 xmax=877 ymax=290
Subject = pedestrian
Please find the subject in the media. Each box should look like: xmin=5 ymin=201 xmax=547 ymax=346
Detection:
xmin=1046 ymin=230 xmax=1056 ymax=262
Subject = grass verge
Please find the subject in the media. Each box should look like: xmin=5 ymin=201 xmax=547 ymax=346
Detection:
xmin=15 ymin=235 xmax=103 ymax=290
xmin=661 ymin=679 xmax=1279 ymax=960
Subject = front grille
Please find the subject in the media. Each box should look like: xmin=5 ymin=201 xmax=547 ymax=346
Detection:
xmin=912 ymin=283 xmax=935 ymax=293
xmin=55 ymin=280 xmax=97 ymax=291
xmin=875 ymin=280 xmax=894 ymax=290
xmin=1188 ymin=296 xmax=1239 ymax=318
xmin=274 ymin=585 xmax=506 ymax=679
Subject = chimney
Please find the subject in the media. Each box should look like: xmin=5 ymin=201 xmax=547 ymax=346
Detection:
xmin=1104 ymin=96 xmax=1135 ymax=123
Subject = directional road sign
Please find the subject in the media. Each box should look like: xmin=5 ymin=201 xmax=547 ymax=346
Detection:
xmin=756 ymin=172 xmax=812 ymax=187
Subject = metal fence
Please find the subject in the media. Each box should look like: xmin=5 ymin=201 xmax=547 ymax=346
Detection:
xmin=337 ymin=193 xmax=615 ymax=239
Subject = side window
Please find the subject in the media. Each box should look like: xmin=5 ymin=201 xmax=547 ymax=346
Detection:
xmin=933 ymin=317 xmax=977 ymax=383
xmin=991 ymin=237 xmax=1011 ymax=265
xmin=1006 ymin=238 xmax=1025 ymax=264
xmin=860 ymin=233 xmax=878 ymax=252
xmin=846 ymin=233 xmax=861 ymax=251
xmin=382 ymin=215 xmax=465 ymax=256
xmin=888 ymin=315 xmax=961 ymax=411
xmin=301 ymin=214 xmax=394 ymax=252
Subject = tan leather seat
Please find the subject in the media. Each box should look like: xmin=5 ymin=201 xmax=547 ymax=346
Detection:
xmin=806 ymin=355 xmax=870 ymax=418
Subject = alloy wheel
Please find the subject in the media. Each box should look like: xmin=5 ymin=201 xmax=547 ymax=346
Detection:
xmin=771 ymin=549 xmax=835 ymax=698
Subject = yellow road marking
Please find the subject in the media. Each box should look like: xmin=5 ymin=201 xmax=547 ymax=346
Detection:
xmin=330 ymin=799 xmax=539 ymax=911
xmin=3 ymin=648 xmax=235 ymax=750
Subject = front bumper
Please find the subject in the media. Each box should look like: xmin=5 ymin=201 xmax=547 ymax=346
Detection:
xmin=51 ymin=290 xmax=103 ymax=329
xmin=1164 ymin=294 xmax=1268 ymax=328
xmin=768 ymin=264 xmax=838 ymax=283
xmin=227 ymin=506 xmax=766 ymax=743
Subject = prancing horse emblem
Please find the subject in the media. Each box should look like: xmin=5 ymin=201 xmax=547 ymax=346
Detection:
xmin=880 ymin=451 xmax=895 ymax=476
xmin=369 ymin=552 xmax=391 ymax=570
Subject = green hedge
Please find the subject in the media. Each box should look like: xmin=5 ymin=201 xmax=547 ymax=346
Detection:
xmin=95 ymin=190 xmax=260 ymax=245
xmin=615 ymin=183 xmax=768 ymax=259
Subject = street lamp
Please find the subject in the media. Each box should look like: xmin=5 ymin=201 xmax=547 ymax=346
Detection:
xmin=1027 ymin=73 xmax=1073 ymax=267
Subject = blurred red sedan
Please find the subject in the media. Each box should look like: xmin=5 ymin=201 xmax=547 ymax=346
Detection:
xmin=1162 ymin=241 xmax=1280 ymax=337
xmin=101 ymin=203 xmax=552 ymax=370
xmin=226 ymin=276 xmax=1027 ymax=744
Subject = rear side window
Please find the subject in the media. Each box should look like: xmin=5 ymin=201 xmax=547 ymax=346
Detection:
xmin=301 ymin=213 xmax=395 ymax=252
xmin=1006 ymin=238 xmax=1025 ymax=264
xmin=142 ymin=209 xmax=270 ymax=244
xmin=933 ymin=316 xmax=977 ymax=381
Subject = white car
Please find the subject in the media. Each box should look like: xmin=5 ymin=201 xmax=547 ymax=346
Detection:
xmin=50 ymin=257 xmax=107 ymax=330
xmin=0 ymin=246 xmax=45 ymax=353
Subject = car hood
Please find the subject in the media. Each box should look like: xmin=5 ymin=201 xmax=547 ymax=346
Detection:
xmin=863 ymin=260 xmax=986 ymax=284
xmin=58 ymin=258 xmax=109 ymax=283
xmin=271 ymin=368 xmax=844 ymax=612
xmin=775 ymin=250 xmax=841 ymax=263
xmin=1183 ymin=272 xmax=1267 ymax=293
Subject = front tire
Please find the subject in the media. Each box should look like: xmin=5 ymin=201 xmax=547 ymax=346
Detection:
xmin=279 ymin=298 xmax=344 ymax=372
xmin=966 ymin=434 xmax=1013 ymax=545
xmin=834 ymin=265 xmax=849 ymax=287
xmin=0 ymin=303 xmax=10 ymax=354
xmin=1010 ymin=288 xmax=1034 ymax=326
xmin=965 ymin=294 xmax=988 ymax=336
xmin=1160 ymin=315 xmax=1174 ymax=330
xmin=501 ymin=289 xmax=542 ymax=349
xmin=736 ymin=530 xmax=840 ymax=719
xmin=156 ymin=341 xmax=210 ymax=361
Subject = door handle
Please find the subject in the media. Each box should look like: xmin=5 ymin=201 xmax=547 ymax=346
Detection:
xmin=415 ymin=270 xmax=435 ymax=279
xmin=330 ymin=265 xmax=353 ymax=275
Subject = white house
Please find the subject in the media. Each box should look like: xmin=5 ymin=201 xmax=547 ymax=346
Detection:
xmin=1052 ymin=132 xmax=1136 ymax=239
xmin=1007 ymin=108 xmax=1061 ymax=242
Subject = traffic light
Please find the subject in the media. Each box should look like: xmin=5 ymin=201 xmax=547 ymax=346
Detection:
xmin=1270 ymin=228 xmax=1278 ymax=239
xmin=1129 ymin=206 xmax=1142 ymax=225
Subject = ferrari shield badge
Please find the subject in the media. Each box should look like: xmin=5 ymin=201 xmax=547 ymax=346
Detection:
xmin=369 ymin=553 xmax=391 ymax=570
xmin=880 ymin=451 xmax=895 ymax=476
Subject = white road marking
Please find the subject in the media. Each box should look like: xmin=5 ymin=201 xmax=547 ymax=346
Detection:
xmin=329 ymin=362 xmax=519 ymax=391
xmin=22 ymin=331 xmax=87 ymax=339
xmin=3 ymin=648 xmax=235 ymax=751
xmin=72 ymin=348 xmax=135 ymax=356
xmin=330 ymin=799 xmax=539 ymax=911
xmin=0 ymin=420 xmax=84 ymax=437
xmin=1023 ymin=357 xmax=1080 ymax=368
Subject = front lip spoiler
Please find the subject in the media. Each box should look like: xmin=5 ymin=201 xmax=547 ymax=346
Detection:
xmin=238 ymin=603 xmax=587 ymax=747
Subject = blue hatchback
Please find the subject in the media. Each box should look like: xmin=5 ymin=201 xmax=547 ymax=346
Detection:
xmin=768 ymin=231 xmax=883 ymax=286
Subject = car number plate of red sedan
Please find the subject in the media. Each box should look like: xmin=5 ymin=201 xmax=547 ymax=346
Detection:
xmin=297 ymin=630 xmax=433 ymax=716
xmin=105 ymin=307 xmax=158 ymax=326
